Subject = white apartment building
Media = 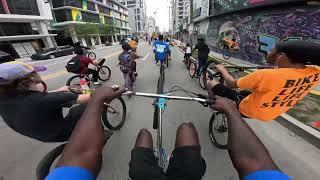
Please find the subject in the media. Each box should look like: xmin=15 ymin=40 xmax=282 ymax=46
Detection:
xmin=147 ymin=16 xmax=156 ymax=36
xmin=193 ymin=0 xmax=210 ymax=36
xmin=171 ymin=0 xmax=190 ymax=34
xmin=120 ymin=0 xmax=146 ymax=34
xmin=0 ymin=0 xmax=56 ymax=58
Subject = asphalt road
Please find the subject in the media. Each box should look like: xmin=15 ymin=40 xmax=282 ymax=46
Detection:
xmin=0 ymin=42 xmax=320 ymax=180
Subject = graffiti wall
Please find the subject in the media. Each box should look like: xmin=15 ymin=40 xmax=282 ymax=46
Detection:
xmin=206 ymin=5 xmax=320 ymax=64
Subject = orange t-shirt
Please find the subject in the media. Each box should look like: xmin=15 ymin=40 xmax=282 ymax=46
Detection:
xmin=237 ymin=66 xmax=320 ymax=122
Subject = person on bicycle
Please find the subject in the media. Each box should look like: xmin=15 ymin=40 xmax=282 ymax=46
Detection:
xmin=128 ymin=38 xmax=138 ymax=52
xmin=192 ymin=38 xmax=211 ymax=78
xmin=183 ymin=43 xmax=192 ymax=62
xmin=45 ymin=90 xmax=290 ymax=180
xmin=209 ymin=40 xmax=320 ymax=122
xmin=153 ymin=35 xmax=170 ymax=65
xmin=74 ymin=50 xmax=102 ymax=85
xmin=0 ymin=62 xmax=96 ymax=142
xmin=118 ymin=43 xmax=141 ymax=93
xmin=74 ymin=41 xmax=90 ymax=55
xmin=166 ymin=38 xmax=172 ymax=61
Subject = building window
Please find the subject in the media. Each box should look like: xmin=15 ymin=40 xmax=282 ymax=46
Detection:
xmin=98 ymin=6 xmax=110 ymax=14
xmin=82 ymin=12 xmax=100 ymax=23
xmin=137 ymin=15 xmax=140 ymax=20
xmin=87 ymin=1 xmax=95 ymax=11
xmin=0 ymin=23 xmax=33 ymax=36
xmin=106 ymin=0 xmax=112 ymax=6
xmin=128 ymin=0 xmax=136 ymax=5
xmin=7 ymin=0 xmax=40 ymax=15
xmin=136 ymin=8 xmax=140 ymax=14
xmin=113 ymin=11 xmax=120 ymax=18
xmin=52 ymin=0 xmax=82 ymax=8
xmin=54 ymin=9 xmax=72 ymax=22
xmin=105 ymin=16 xmax=113 ymax=24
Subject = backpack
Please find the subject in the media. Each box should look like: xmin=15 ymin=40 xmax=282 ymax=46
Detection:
xmin=66 ymin=56 xmax=81 ymax=73
xmin=118 ymin=53 xmax=134 ymax=74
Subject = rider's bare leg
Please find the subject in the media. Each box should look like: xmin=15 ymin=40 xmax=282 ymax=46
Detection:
xmin=134 ymin=129 xmax=153 ymax=149
xmin=175 ymin=122 xmax=200 ymax=147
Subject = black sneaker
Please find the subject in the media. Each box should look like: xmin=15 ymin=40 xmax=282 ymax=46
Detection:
xmin=134 ymin=72 xmax=138 ymax=77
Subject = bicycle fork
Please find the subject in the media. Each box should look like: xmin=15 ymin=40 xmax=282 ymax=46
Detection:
xmin=155 ymin=97 xmax=167 ymax=168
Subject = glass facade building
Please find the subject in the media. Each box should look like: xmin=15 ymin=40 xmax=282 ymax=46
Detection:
xmin=51 ymin=0 xmax=130 ymax=45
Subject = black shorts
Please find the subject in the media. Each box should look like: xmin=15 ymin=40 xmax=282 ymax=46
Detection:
xmin=212 ymin=84 xmax=251 ymax=105
xmin=129 ymin=146 xmax=206 ymax=180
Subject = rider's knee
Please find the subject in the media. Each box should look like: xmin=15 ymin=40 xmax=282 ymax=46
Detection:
xmin=177 ymin=122 xmax=196 ymax=133
xmin=138 ymin=128 xmax=152 ymax=137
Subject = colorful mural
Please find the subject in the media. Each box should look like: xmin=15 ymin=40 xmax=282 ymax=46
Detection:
xmin=207 ymin=5 xmax=320 ymax=64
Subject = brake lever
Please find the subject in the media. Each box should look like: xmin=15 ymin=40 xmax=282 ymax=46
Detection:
xmin=197 ymin=94 xmax=214 ymax=107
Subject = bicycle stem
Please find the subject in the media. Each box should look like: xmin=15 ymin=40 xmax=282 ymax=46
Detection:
xmin=123 ymin=92 xmax=208 ymax=103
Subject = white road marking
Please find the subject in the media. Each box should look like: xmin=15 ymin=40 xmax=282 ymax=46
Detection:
xmin=142 ymin=52 xmax=150 ymax=61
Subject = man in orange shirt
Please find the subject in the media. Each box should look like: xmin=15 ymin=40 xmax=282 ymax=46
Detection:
xmin=208 ymin=40 xmax=320 ymax=122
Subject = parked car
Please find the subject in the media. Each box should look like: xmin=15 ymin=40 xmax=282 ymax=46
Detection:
xmin=0 ymin=51 xmax=14 ymax=64
xmin=31 ymin=46 xmax=75 ymax=60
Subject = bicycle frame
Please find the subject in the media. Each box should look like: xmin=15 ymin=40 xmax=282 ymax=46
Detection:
xmin=124 ymin=92 xmax=209 ymax=168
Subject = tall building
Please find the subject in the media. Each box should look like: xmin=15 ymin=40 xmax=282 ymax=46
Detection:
xmin=146 ymin=16 xmax=155 ymax=36
xmin=193 ymin=0 xmax=209 ymax=35
xmin=50 ymin=0 xmax=130 ymax=46
xmin=0 ymin=0 xmax=56 ymax=58
xmin=120 ymin=0 xmax=146 ymax=35
xmin=171 ymin=0 xmax=190 ymax=35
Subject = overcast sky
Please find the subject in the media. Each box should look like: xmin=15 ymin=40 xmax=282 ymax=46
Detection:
xmin=145 ymin=0 xmax=171 ymax=32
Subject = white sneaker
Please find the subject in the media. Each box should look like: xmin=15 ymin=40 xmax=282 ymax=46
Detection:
xmin=93 ymin=82 xmax=102 ymax=85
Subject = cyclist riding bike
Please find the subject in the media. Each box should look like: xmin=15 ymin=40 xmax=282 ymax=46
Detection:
xmin=66 ymin=50 xmax=103 ymax=85
xmin=183 ymin=43 xmax=192 ymax=62
xmin=118 ymin=43 xmax=142 ymax=93
xmin=46 ymin=88 xmax=290 ymax=180
xmin=165 ymin=38 xmax=172 ymax=61
xmin=209 ymin=40 xmax=320 ymax=122
xmin=153 ymin=35 xmax=170 ymax=65
xmin=74 ymin=41 xmax=90 ymax=55
xmin=0 ymin=62 xmax=98 ymax=142
xmin=192 ymin=38 xmax=211 ymax=78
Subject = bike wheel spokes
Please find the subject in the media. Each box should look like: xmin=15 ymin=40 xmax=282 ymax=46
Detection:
xmin=102 ymin=97 xmax=126 ymax=130
xmin=213 ymin=113 xmax=228 ymax=147
xmin=98 ymin=66 xmax=111 ymax=81
xmin=189 ymin=63 xmax=196 ymax=77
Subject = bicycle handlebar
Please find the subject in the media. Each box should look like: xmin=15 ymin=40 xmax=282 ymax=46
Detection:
xmin=123 ymin=92 xmax=212 ymax=106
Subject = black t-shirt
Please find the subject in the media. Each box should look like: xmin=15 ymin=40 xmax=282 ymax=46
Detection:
xmin=0 ymin=91 xmax=78 ymax=142
xmin=194 ymin=43 xmax=210 ymax=60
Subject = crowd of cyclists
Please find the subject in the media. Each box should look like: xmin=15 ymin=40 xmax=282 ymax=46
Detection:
xmin=0 ymin=32 xmax=319 ymax=179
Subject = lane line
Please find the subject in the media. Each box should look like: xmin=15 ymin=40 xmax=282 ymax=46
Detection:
xmin=42 ymin=70 xmax=67 ymax=80
xmin=142 ymin=52 xmax=150 ymax=61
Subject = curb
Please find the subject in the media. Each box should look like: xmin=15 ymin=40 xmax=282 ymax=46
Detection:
xmin=174 ymin=46 xmax=320 ymax=147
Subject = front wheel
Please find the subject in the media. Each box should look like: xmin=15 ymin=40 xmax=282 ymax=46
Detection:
xmin=98 ymin=66 xmax=111 ymax=81
xmin=35 ymin=81 xmax=47 ymax=93
xmin=209 ymin=112 xmax=228 ymax=149
xmin=102 ymin=97 xmax=127 ymax=130
xmin=66 ymin=75 xmax=90 ymax=94
xmin=199 ymin=70 xmax=208 ymax=90
xmin=88 ymin=52 xmax=97 ymax=60
xmin=189 ymin=62 xmax=196 ymax=78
